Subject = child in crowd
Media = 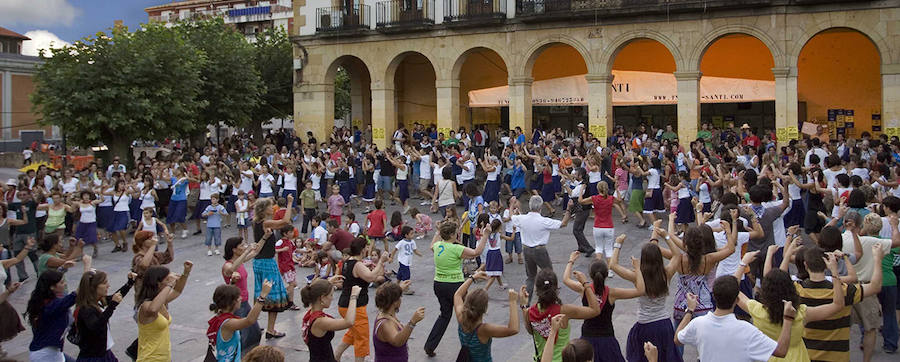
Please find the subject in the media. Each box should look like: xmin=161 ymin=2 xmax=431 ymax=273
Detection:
xmin=437 ymin=206 xmax=458 ymax=227
xmin=392 ymin=226 xmax=421 ymax=294
xmin=235 ymin=190 xmax=250 ymax=241
xmin=275 ymin=224 xmax=300 ymax=310
xmin=482 ymin=219 xmax=505 ymax=290
xmin=326 ymin=184 xmax=345 ymax=224
xmin=305 ymin=250 xmax=334 ymax=283
xmin=502 ymin=195 xmax=523 ymax=264
xmin=346 ymin=212 xmax=361 ymax=237
xmin=299 ymin=180 xmax=318 ymax=237
xmin=409 ymin=207 xmax=433 ymax=240
xmin=203 ymin=193 xmax=228 ymax=256
xmin=363 ymin=245 xmax=389 ymax=285
xmin=366 ymin=199 xmax=389 ymax=252
xmin=311 ymin=213 xmax=329 ymax=248
xmin=139 ymin=207 xmax=169 ymax=239
xmin=389 ymin=211 xmax=404 ymax=241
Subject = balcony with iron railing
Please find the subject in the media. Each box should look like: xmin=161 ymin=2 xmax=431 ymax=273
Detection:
xmin=514 ymin=0 xmax=777 ymax=21
xmin=316 ymin=5 xmax=371 ymax=34
xmin=376 ymin=0 xmax=435 ymax=32
xmin=443 ymin=0 xmax=506 ymax=27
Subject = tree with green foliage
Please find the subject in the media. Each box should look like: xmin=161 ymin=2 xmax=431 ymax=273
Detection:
xmin=334 ymin=67 xmax=351 ymax=121
xmin=177 ymin=18 xmax=263 ymax=143
xmin=249 ymin=26 xmax=293 ymax=144
xmin=31 ymin=23 xmax=207 ymax=160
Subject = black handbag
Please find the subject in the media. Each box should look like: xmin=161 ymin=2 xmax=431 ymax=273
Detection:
xmin=65 ymin=308 xmax=80 ymax=345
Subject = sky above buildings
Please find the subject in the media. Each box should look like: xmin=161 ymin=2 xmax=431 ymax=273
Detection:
xmin=0 ymin=0 xmax=162 ymax=56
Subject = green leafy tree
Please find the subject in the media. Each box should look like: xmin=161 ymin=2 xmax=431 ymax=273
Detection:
xmin=249 ymin=26 xmax=293 ymax=144
xmin=31 ymin=24 xmax=206 ymax=160
xmin=334 ymin=67 xmax=351 ymax=121
xmin=177 ymin=18 xmax=262 ymax=142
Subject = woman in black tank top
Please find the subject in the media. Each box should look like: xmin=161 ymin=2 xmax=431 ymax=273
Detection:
xmin=333 ymin=237 xmax=389 ymax=361
xmin=249 ymin=197 xmax=293 ymax=339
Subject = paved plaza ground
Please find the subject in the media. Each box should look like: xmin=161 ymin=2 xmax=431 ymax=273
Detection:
xmin=0 ymin=174 xmax=893 ymax=361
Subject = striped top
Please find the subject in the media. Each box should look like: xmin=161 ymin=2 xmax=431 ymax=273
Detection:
xmin=794 ymin=279 xmax=863 ymax=362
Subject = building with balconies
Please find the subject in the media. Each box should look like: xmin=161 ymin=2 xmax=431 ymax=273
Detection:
xmin=146 ymin=0 xmax=294 ymax=42
xmin=290 ymin=0 xmax=900 ymax=147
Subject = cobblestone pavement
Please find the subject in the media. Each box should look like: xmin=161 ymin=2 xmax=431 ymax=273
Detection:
xmin=1 ymin=189 xmax=892 ymax=361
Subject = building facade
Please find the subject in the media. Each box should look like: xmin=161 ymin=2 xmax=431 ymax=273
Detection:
xmin=146 ymin=0 xmax=294 ymax=42
xmin=290 ymin=0 xmax=900 ymax=147
xmin=0 ymin=26 xmax=53 ymax=152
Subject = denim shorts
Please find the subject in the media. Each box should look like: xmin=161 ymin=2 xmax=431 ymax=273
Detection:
xmin=377 ymin=176 xmax=393 ymax=192
xmin=504 ymin=232 xmax=522 ymax=254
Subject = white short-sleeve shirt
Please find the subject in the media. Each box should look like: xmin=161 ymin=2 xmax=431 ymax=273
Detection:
xmin=511 ymin=212 xmax=562 ymax=247
xmin=676 ymin=313 xmax=777 ymax=362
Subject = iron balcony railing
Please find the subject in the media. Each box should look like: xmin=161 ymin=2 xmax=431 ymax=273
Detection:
xmin=516 ymin=0 xmax=774 ymax=18
xmin=376 ymin=0 xmax=435 ymax=29
xmin=316 ymin=5 xmax=371 ymax=32
xmin=443 ymin=0 xmax=507 ymax=23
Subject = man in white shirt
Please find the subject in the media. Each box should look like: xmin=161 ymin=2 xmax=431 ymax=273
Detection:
xmin=676 ymin=275 xmax=794 ymax=362
xmin=511 ymin=195 xmax=571 ymax=303
xmin=106 ymin=157 xmax=127 ymax=178
xmin=804 ymin=139 xmax=829 ymax=169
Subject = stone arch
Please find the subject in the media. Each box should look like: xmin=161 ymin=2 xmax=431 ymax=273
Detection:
xmin=324 ymin=53 xmax=375 ymax=83
xmin=383 ymin=50 xmax=441 ymax=89
xmin=600 ymin=29 xmax=685 ymax=73
xmin=450 ymin=46 xmax=512 ymax=81
xmin=689 ymin=24 xmax=785 ymax=71
xmin=521 ymin=34 xmax=595 ymax=77
xmin=790 ymin=24 xmax=889 ymax=67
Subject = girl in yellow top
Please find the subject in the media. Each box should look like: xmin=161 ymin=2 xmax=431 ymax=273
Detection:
xmin=136 ymin=262 xmax=192 ymax=362
xmin=733 ymin=248 xmax=845 ymax=362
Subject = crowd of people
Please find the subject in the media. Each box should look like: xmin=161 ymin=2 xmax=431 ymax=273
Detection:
xmin=0 ymin=120 xmax=898 ymax=362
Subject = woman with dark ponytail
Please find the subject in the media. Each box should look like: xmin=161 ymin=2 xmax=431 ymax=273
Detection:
xmin=562 ymin=251 xmax=642 ymax=362
xmin=524 ymin=268 xmax=602 ymax=361
xmin=73 ymin=269 xmax=136 ymax=361
xmin=453 ymin=271 xmax=523 ymax=361
xmin=25 ymin=269 xmax=76 ymax=361
xmin=300 ymin=280 xmax=361 ymax=362
xmin=206 ymin=281 xmax=272 ymax=362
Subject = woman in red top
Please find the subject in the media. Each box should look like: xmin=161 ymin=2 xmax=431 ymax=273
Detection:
xmin=578 ymin=181 xmax=619 ymax=262
xmin=366 ymin=199 xmax=389 ymax=252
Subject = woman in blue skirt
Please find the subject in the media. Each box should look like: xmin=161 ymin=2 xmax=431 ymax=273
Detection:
xmin=96 ymin=187 xmax=114 ymax=234
xmin=168 ymin=170 xmax=191 ymax=239
xmin=668 ymin=171 xmax=696 ymax=230
xmin=74 ymin=190 xmax=101 ymax=257
xmin=105 ymin=180 xmax=133 ymax=252
xmin=641 ymin=157 xmax=666 ymax=227
xmin=481 ymin=155 xmax=501 ymax=204
xmin=251 ymin=197 xmax=292 ymax=339
xmin=783 ymin=163 xmax=806 ymax=228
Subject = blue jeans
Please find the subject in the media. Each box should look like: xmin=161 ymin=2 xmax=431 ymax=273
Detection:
xmin=504 ymin=232 xmax=522 ymax=254
xmin=205 ymin=227 xmax=222 ymax=247
xmin=879 ymin=285 xmax=899 ymax=352
xmin=378 ymin=175 xmax=393 ymax=192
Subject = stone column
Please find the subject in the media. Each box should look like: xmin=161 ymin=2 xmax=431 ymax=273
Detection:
xmin=1 ymin=71 xmax=11 ymax=140
xmin=294 ymin=82 xmax=333 ymax=144
xmin=674 ymin=71 xmax=701 ymax=149
xmin=586 ymin=73 xmax=614 ymax=145
xmin=509 ymin=76 xmax=533 ymax=137
xmin=349 ymin=75 xmax=371 ymax=129
xmin=882 ymin=64 xmax=900 ymax=133
xmin=435 ymin=78 xmax=460 ymax=139
xmin=371 ymin=84 xmax=397 ymax=149
xmin=772 ymin=66 xmax=799 ymax=144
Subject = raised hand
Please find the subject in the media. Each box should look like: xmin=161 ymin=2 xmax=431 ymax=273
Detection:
xmin=573 ymin=271 xmax=588 ymax=284
xmin=261 ymin=279 xmax=273 ymax=298
xmin=742 ymin=250 xmax=759 ymax=265
xmin=111 ymin=292 xmax=123 ymax=304
xmin=783 ymin=300 xmax=796 ymax=320
xmin=518 ymin=285 xmax=529 ymax=306
xmin=399 ymin=280 xmax=412 ymax=291
xmin=686 ymin=292 xmax=699 ymax=312
xmin=472 ymin=271 xmax=488 ymax=281
xmin=568 ymin=251 xmax=580 ymax=264
xmin=411 ymin=307 xmax=426 ymax=325
xmin=183 ymin=260 xmax=194 ymax=274
xmin=328 ymin=275 xmax=345 ymax=288
xmin=350 ymin=285 xmax=362 ymax=298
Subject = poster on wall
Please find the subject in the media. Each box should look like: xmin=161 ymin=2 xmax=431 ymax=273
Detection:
xmin=873 ymin=113 xmax=882 ymax=133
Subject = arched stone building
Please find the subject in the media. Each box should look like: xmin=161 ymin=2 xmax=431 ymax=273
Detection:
xmin=291 ymin=0 xmax=900 ymax=147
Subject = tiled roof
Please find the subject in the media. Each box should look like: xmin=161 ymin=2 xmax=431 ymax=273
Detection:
xmin=0 ymin=26 xmax=29 ymax=40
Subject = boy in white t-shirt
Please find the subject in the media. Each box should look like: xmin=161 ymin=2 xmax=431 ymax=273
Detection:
xmin=346 ymin=212 xmax=361 ymax=237
xmin=392 ymin=226 xmax=421 ymax=294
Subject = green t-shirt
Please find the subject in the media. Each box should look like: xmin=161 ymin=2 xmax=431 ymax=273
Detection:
xmin=432 ymin=241 xmax=464 ymax=282
xmin=882 ymin=247 xmax=899 ymax=287
xmin=661 ymin=131 xmax=678 ymax=141
xmin=697 ymin=130 xmax=711 ymax=140
xmin=442 ymin=138 xmax=459 ymax=146
xmin=299 ymin=189 xmax=317 ymax=209
xmin=532 ymin=317 xmax=570 ymax=362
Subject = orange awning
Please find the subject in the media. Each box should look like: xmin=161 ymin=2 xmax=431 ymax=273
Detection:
xmin=467 ymin=71 xmax=775 ymax=107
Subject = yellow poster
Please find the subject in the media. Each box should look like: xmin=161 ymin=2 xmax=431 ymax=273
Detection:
xmin=776 ymin=128 xmax=787 ymax=140
xmin=437 ymin=127 xmax=451 ymax=137
xmin=373 ymin=128 xmax=386 ymax=140
xmin=786 ymin=126 xmax=799 ymax=140
xmin=589 ymin=125 xmax=607 ymax=137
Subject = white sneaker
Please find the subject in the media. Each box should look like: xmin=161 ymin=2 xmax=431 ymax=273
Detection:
xmin=207 ymin=250 xmax=213 ymax=256
xmin=214 ymin=249 xmax=220 ymax=255
xmin=420 ymin=201 xmax=430 ymax=206
xmin=608 ymin=270 xmax=615 ymax=278
xmin=181 ymin=230 xmax=188 ymax=239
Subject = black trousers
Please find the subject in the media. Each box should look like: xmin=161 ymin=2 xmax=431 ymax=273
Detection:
xmin=301 ymin=208 xmax=316 ymax=234
xmin=572 ymin=207 xmax=592 ymax=253
xmin=425 ymin=280 xmax=463 ymax=353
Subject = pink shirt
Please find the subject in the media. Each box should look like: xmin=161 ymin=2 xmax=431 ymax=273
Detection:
xmin=614 ymin=168 xmax=628 ymax=191
xmin=224 ymin=263 xmax=249 ymax=302
xmin=327 ymin=194 xmax=345 ymax=216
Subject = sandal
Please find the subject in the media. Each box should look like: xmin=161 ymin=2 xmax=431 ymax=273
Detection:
xmin=265 ymin=331 xmax=286 ymax=339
